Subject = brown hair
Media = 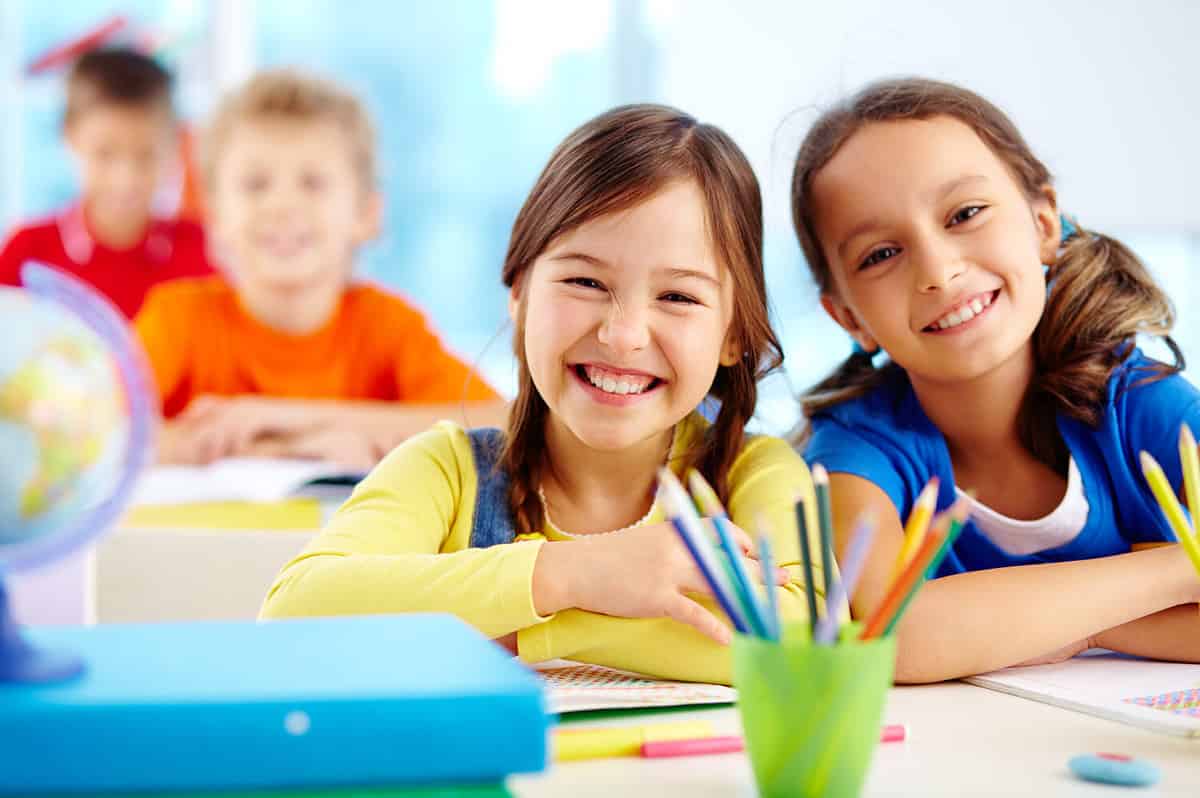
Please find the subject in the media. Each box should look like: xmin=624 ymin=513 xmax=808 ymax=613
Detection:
xmin=791 ymin=78 xmax=1180 ymax=469
xmin=64 ymin=48 xmax=173 ymax=127
xmin=501 ymin=104 xmax=783 ymax=534
xmin=202 ymin=69 xmax=376 ymax=191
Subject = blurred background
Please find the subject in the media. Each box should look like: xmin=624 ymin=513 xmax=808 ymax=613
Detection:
xmin=4 ymin=0 xmax=1198 ymax=434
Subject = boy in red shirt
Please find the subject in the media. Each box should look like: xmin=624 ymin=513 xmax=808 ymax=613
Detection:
xmin=135 ymin=70 xmax=505 ymax=467
xmin=0 ymin=48 xmax=212 ymax=318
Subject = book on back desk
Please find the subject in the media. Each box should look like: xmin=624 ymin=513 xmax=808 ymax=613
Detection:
xmin=0 ymin=615 xmax=548 ymax=793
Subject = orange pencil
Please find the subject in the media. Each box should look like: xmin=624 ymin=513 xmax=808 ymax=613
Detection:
xmin=890 ymin=479 xmax=939 ymax=581
xmin=861 ymin=512 xmax=950 ymax=640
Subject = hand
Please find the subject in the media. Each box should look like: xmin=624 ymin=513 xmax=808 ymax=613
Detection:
xmin=533 ymin=520 xmax=788 ymax=645
xmin=176 ymin=395 xmax=320 ymax=463
xmin=263 ymin=425 xmax=382 ymax=470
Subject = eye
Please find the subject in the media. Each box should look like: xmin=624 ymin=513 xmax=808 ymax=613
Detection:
xmin=301 ymin=172 xmax=327 ymax=192
xmin=660 ymin=292 xmax=699 ymax=305
xmin=859 ymin=246 xmax=901 ymax=270
xmin=563 ymin=277 xmax=604 ymax=290
xmin=242 ymin=173 xmax=269 ymax=193
xmin=948 ymin=205 xmax=985 ymax=226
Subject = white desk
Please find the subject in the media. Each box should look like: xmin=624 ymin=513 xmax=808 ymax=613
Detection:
xmin=512 ymin=682 xmax=1198 ymax=797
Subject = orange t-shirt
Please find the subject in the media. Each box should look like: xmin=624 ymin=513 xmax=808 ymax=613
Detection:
xmin=134 ymin=276 xmax=500 ymax=418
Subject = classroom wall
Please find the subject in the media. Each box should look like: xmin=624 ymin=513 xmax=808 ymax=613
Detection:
xmin=4 ymin=0 xmax=1197 ymax=429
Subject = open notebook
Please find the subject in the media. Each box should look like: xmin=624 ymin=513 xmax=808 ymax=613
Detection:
xmin=131 ymin=458 xmax=366 ymax=506
xmin=534 ymin=660 xmax=736 ymax=714
xmin=967 ymin=650 xmax=1200 ymax=738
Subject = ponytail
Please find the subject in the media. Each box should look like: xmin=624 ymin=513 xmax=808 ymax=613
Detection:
xmin=1020 ymin=224 xmax=1183 ymax=466
xmin=792 ymin=350 xmax=901 ymax=447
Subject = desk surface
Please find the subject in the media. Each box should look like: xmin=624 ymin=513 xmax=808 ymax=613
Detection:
xmin=512 ymin=682 xmax=1198 ymax=797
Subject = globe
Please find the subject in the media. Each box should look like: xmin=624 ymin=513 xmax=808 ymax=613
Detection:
xmin=0 ymin=263 xmax=154 ymax=683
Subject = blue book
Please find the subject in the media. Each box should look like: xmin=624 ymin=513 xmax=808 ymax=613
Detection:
xmin=0 ymin=615 xmax=548 ymax=793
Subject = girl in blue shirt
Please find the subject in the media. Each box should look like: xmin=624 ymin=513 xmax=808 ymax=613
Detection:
xmin=791 ymin=77 xmax=1200 ymax=683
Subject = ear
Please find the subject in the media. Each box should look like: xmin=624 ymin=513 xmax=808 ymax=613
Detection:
xmin=355 ymin=190 xmax=384 ymax=244
xmin=820 ymin=293 xmax=878 ymax=353
xmin=1031 ymin=184 xmax=1061 ymax=264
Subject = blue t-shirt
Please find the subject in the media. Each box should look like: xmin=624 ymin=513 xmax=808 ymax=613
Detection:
xmin=805 ymin=348 xmax=1200 ymax=577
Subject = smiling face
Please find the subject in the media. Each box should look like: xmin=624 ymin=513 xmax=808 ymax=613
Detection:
xmin=208 ymin=116 xmax=378 ymax=299
xmin=811 ymin=116 xmax=1061 ymax=386
xmin=514 ymin=179 xmax=739 ymax=452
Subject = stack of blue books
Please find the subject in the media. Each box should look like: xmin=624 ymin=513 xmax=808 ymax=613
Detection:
xmin=1 ymin=614 xmax=547 ymax=795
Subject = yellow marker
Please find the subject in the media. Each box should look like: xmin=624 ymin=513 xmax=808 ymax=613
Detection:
xmin=553 ymin=720 xmax=715 ymax=762
xmin=1139 ymin=451 xmax=1200 ymax=576
xmin=891 ymin=478 xmax=939 ymax=580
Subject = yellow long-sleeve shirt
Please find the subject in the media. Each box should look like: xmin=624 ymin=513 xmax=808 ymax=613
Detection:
xmin=261 ymin=412 xmax=839 ymax=684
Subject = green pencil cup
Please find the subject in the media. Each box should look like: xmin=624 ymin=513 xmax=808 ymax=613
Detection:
xmin=733 ymin=624 xmax=896 ymax=798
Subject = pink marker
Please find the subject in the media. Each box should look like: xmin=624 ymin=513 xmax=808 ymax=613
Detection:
xmin=641 ymin=725 xmax=908 ymax=759
xmin=641 ymin=736 xmax=744 ymax=758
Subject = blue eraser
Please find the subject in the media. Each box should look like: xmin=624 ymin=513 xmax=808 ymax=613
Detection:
xmin=1069 ymin=753 xmax=1160 ymax=787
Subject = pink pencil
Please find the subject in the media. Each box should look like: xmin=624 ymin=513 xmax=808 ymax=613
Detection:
xmin=640 ymin=725 xmax=907 ymax=758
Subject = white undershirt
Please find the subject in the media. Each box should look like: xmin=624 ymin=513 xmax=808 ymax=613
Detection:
xmin=955 ymin=457 xmax=1090 ymax=555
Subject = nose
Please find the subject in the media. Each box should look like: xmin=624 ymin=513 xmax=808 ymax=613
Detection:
xmin=597 ymin=297 xmax=650 ymax=355
xmin=911 ymin=233 xmax=966 ymax=293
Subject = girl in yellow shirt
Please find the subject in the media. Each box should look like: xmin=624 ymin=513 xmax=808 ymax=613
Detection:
xmin=261 ymin=104 xmax=835 ymax=684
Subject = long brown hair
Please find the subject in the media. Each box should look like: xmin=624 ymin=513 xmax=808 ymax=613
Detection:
xmin=790 ymin=78 xmax=1181 ymax=468
xmin=501 ymin=104 xmax=783 ymax=534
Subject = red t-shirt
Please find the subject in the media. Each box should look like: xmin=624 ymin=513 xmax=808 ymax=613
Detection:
xmin=0 ymin=205 xmax=214 ymax=319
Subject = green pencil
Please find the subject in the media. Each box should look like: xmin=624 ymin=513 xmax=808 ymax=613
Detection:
xmin=812 ymin=464 xmax=836 ymax=618
xmin=881 ymin=502 xmax=969 ymax=637
xmin=795 ymin=496 xmax=819 ymax=636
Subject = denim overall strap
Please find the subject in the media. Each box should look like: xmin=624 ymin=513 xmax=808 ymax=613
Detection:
xmin=467 ymin=427 xmax=517 ymax=548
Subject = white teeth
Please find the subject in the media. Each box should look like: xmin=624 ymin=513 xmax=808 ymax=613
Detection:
xmin=933 ymin=294 xmax=993 ymax=330
xmin=584 ymin=366 xmax=653 ymax=396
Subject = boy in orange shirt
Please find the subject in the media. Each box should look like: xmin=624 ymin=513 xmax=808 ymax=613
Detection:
xmin=0 ymin=48 xmax=213 ymax=318
xmin=135 ymin=70 xmax=506 ymax=467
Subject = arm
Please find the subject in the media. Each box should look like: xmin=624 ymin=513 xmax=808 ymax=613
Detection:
xmin=1091 ymin=605 xmax=1200 ymax=661
xmin=164 ymin=395 xmax=510 ymax=467
xmin=0 ymin=228 xmax=31 ymax=286
xmin=831 ymin=473 xmax=1200 ymax=684
xmin=259 ymin=425 xmax=551 ymax=640
xmin=516 ymin=438 xmax=826 ymax=685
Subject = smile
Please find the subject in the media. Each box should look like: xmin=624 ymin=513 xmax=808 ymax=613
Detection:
xmin=571 ymin=364 xmax=664 ymax=401
xmin=924 ymin=290 xmax=999 ymax=333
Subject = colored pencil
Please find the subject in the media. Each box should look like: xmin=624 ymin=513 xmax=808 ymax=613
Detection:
xmin=794 ymin=496 xmax=820 ymax=636
xmin=1139 ymin=451 xmax=1200 ymax=575
xmin=812 ymin=464 xmax=837 ymax=616
xmin=687 ymin=469 xmax=769 ymax=638
xmin=860 ymin=510 xmax=951 ymax=640
xmin=1178 ymin=425 xmax=1200 ymax=578
xmin=756 ymin=524 xmax=781 ymax=641
xmin=639 ymin=724 xmax=907 ymax=758
xmin=814 ymin=510 xmax=878 ymax=644
xmin=657 ymin=469 xmax=750 ymax=635
xmin=881 ymin=498 xmax=971 ymax=637
xmin=890 ymin=478 xmax=939 ymax=580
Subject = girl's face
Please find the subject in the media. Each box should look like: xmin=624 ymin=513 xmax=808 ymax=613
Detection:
xmin=514 ymin=179 xmax=739 ymax=453
xmin=811 ymin=116 xmax=1061 ymax=386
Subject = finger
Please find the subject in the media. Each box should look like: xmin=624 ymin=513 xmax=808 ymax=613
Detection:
xmin=666 ymin=594 xmax=731 ymax=646
xmin=749 ymin=559 xmax=790 ymax=585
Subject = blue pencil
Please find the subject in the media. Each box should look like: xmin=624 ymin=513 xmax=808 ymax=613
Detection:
xmin=757 ymin=531 xmax=781 ymax=641
xmin=814 ymin=511 xmax=878 ymax=644
xmin=658 ymin=470 xmax=750 ymax=635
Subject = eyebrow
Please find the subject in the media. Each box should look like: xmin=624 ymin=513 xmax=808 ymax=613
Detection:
xmin=549 ymin=251 xmax=721 ymax=288
xmin=834 ymin=174 xmax=990 ymax=260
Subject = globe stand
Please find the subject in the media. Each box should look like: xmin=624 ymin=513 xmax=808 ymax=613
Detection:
xmin=0 ymin=578 xmax=85 ymax=684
